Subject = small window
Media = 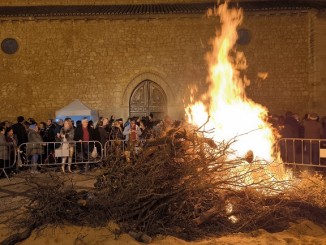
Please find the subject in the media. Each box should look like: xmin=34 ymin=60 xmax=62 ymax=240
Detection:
xmin=1 ymin=38 xmax=19 ymax=54
xmin=237 ymin=28 xmax=251 ymax=45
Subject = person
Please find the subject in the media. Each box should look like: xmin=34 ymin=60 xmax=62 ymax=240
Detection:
xmin=102 ymin=117 xmax=109 ymax=132
xmin=5 ymin=127 xmax=18 ymax=170
xmin=75 ymin=120 xmax=82 ymax=128
xmin=123 ymin=119 xmax=141 ymax=160
xmin=123 ymin=117 xmax=131 ymax=129
xmin=38 ymin=122 xmax=46 ymax=139
xmin=148 ymin=113 xmax=154 ymax=128
xmin=12 ymin=116 xmax=27 ymax=147
xmin=54 ymin=119 xmax=64 ymax=141
xmin=109 ymin=120 xmax=125 ymax=157
xmin=0 ymin=126 xmax=9 ymax=169
xmin=139 ymin=118 xmax=153 ymax=142
xmin=97 ymin=120 xmax=109 ymax=148
xmin=27 ymin=124 xmax=43 ymax=173
xmin=303 ymin=113 xmax=323 ymax=164
xmin=58 ymin=119 xmax=75 ymax=173
xmin=123 ymin=119 xmax=141 ymax=142
xmin=281 ymin=111 xmax=301 ymax=163
xmin=44 ymin=119 xmax=56 ymax=142
xmin=74 ymin=118 xmax=96 ymax=171
xmin=28 ymin=118 xmax=36 ymax=125
xmin=110 ymin=120 xmax=124 ymax=141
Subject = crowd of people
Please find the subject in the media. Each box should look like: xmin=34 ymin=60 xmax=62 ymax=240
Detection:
xmin=0 ymin=110 xmax=325 ymax=175
xmin=269 ymin=111 xmax=326 ymax=165
xmin=0 ymin=114 xmax=177 ymax=174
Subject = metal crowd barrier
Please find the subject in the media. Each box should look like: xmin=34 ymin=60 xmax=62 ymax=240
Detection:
xmin=104 ymin=140 xmax=127 ymax=158
xmin=17 ymin=140 xmax=103 ymax=167
xmin=0 ymin=142 xmax=17 ymax=178
xmin=278 ymin=138 xmax=326 ymax=167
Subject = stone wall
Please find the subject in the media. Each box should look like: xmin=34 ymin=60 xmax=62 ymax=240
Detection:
xmin=242 ymin=11 xmax=312 ymax=116
xmin=0 ymin=8 xmax=324 ymax=122
xmin=0 ymin=0 xmax=214 ymax=6
xmin=314 ymin=12 xmax=326 ymax=117
xmin=0 ymin=16 xmax=216 ymax=121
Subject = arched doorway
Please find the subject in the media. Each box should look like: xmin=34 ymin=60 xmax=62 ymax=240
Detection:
xmin=129 ymin=80 xmax=167 ymax=119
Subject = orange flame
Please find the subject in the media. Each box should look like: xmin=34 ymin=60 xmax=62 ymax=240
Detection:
xmin=186 ymin=4 xmax=282 ymax=165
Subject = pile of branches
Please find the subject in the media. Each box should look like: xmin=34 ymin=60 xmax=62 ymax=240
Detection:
xmin=95 ymin=125 xmax=326 ymax=240
xmin=3 ymin=123 xmax=326 ymax=244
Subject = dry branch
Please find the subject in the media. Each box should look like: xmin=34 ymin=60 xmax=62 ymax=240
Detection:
xmin=3 ymin=122 xmax=326 ymax=243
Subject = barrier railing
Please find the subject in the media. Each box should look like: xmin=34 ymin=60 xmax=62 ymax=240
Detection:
xmin=104 ymin=140 xmax=127 ymax=158
xmin=0 ymin=142 xmax=17 ymax=178
xmin=18 ymin=140 xmax=103 ymax=167
xmin=277 ymin=138 xmax=326 ymax=167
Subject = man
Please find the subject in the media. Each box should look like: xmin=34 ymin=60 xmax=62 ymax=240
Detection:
xmin=12 ymin=116 xmax=27 ymax=147
xmin=282 ymin=111 xmax=300 ymax=163
xmin=74 ymin=118 xmax=96 ymax=171
xmin=43 ymin=119 xmax=56 ymax=142
xmin=54 ymin=119 xmax=64 ymax=141
xmin=43 ymin=119 xmax=56 ymax=160
xmin=303 ymin=113 xmax=323 ymax=164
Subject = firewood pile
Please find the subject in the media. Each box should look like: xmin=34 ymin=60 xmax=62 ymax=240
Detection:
xmin=3 ymin=123 xmax=326 ymax=244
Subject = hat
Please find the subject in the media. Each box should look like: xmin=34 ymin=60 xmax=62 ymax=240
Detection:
xmin=29 ymin=124 xmax=37 ymax=130
xmin=309 ymin=113 xmax=318 ymax=120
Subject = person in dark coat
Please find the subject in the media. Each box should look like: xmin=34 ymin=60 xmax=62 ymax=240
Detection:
xmin=54 ymin=119 xmax=64 ymax=142
xmin=5 ymin=127 xmax=18 ymax=169
xmin=0 ymin=126 xmax=9 ymax=169
xmin=12 ymin=116 xmax=27 ymax=147
xmin=109 ymin=120 xmax=124 ymax=141
xmin=96 ymin=120 xmax=109 ymax=148
xmin=303 ymin=113 xmax=323 ymax=164
xmin=74 ymin=118 xmax=96 ymax=170
xmin=282 ymin=111 xmax=301 ymax=163
xmin=43 ymin=119 xmax=56 ymax=142
xmin=27 ymin=124 xmax=43 ymax=173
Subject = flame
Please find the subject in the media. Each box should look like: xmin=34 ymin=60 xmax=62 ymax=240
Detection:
xmin=185 ymin=3 xmax=289 ymax=184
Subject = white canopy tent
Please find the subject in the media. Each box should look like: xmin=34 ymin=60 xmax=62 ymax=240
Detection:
xmin=55 ymin=99 xmax=99 ymax=125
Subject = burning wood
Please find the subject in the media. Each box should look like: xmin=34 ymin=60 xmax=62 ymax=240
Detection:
xmin=3 ymin=3 xmax=326 ymax=245
xmin=2 ymin=123 xmax=326 ymax=244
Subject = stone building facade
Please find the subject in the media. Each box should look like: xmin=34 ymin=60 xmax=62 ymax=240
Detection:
xmin=0 ymin=1 xmax=325 ymax=122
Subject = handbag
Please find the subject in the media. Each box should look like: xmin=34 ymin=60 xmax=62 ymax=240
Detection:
xmin=55 ymin=145 xmax=69 ymax=157
xmin=16 ymin=153 xmax=23 ymax=167
xmin=91 ymin=147 xmax=98 ymax=159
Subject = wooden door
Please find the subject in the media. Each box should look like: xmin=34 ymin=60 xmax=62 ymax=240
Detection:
xmin=129 ymin=80 xmax=167 ymax=119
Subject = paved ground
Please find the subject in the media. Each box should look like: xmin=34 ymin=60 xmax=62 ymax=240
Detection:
xmin=0 ymin=168 xmax=101 ymax=241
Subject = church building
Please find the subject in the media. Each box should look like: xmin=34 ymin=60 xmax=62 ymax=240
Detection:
xmin=0 ymin=0 xmax=325 ymax=121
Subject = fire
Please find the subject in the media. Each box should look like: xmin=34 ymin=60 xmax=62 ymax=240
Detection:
xmin=185 ymin=3 xmax=289 ymax=183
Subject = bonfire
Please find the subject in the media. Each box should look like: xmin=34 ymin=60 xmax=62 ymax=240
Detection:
xmin=2 ymin=3 xmax=326 ymax=245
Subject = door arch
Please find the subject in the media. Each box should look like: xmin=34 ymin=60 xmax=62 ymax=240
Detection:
xmin=129 ymin=80 xmax=167 ymax=119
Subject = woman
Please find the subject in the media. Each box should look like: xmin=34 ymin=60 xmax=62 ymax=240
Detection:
xmin=109 ymin=120 xmax=124 ymax=157
xmin=123 ymin=119 xmax=141 ymax=161
xmin=5 ymin=127 xmax=18 ymax=169
xmin=27 ymin=124 xmax=43 ymax=173
xmin=0 ymin=126 xmax=9 ymax=169
xmin=58 ymin=119 xmax=75 ymax=173
xmin=110 ymin=121 xmax=124 ymax=140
